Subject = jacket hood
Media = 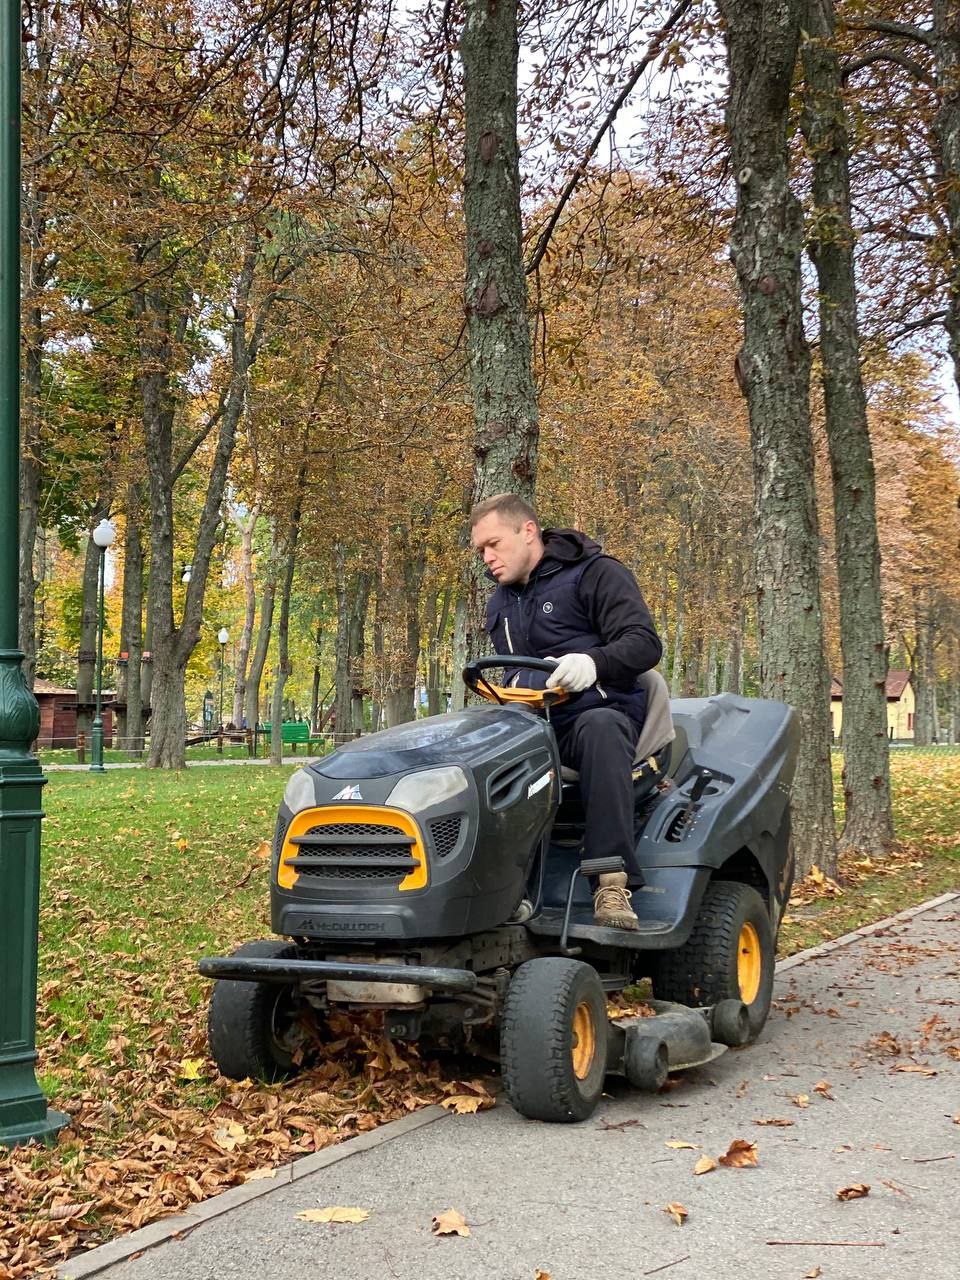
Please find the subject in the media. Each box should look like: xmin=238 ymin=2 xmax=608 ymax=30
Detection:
xmin=539 ymin=527 xmax=603 ymax=570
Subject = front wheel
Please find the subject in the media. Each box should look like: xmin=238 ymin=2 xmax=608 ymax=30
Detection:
xmin=500 ymin=958 xmax=608 ymax=1122
xmin=652 ymin=881 xmax=775 ymax=1042
xmin=207 ymin=940 xmax=306 ymax=1082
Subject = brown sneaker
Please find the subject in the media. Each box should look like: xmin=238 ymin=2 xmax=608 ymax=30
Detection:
xmin=593 ymin=872 xmax=640 ymax=931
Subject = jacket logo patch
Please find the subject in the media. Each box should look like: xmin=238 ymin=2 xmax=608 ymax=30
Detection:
xmin=542 ymin=601 xmax=554 ymax=613
xmin=332 ymin=784 xmax=363 ymax=801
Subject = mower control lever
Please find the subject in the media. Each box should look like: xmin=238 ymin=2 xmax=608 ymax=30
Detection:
xmin=679 ymin=768 xmax=713 ymax=826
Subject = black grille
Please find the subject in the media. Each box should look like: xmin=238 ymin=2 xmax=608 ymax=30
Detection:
xmin=288 ymin=821 xmax=417 ymax=883
xmin=429 ymin=815 xmax=463 ymax=858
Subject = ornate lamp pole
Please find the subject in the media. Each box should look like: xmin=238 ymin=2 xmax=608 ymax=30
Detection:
xmin=90 ymin=518 xmax=116 ymax=773
xmin=0 ymin=2 xmax=67 ymax=1146
xmin=217 ymin=627 xmax=229 ymax=750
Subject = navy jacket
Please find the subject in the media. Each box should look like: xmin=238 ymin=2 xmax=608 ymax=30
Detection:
xmin=483 ymin=529 xmax=662 ymax=731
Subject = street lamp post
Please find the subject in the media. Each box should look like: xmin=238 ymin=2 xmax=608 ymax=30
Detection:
xmin=217 ymin=627 xmax=229 ymax=752
xmin=0 ymin=4 xmax=67 ymax=1146
xmin=90 ymin=519 xmax=116 ymax=773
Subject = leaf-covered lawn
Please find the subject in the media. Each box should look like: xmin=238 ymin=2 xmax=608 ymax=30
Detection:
xmin=1 ymin=751 xmax=958 ymax=1276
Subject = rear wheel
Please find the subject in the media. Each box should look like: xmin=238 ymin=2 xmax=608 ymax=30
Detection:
xmin=500 ymin=958 xmax=607 ymax=1122
xmin=652 ymin=881 xmax=775 ymax=1041
xmin=207 ymin=940 xmax=306 ymax=1082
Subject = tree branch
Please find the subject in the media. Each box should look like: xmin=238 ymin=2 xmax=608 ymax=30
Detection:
xmin=525 ymin=0 xmax=693 ymax=275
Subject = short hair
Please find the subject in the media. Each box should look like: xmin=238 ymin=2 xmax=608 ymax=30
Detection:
xmin=469 ymin=492 xmax=540 ymax=531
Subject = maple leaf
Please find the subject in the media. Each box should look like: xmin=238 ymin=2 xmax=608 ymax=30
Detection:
xmin=804 ymin=1268 xmax=822 ymax=1278
xmin=664 ymin=1202 xmax=688 ymax=1226
xmin=693 ymin=1155 xmax=718 ymax=1175
xmin=441 ymin=1093 xmax=494 ymax=1114
xmin=178 ymin=1057 xmax=205 ymax=1080
xmin=791 ymin=1093 xmax=810 ymax=1108
xmin=212 ymin=1120 xmax=248 ymax=1151
xmin=665 ymin=1139 xmax=697 ymax=1150
xmin=719 ymin=1139 xmax=758 ymax=1168
xmin=252 ymin=839 xmax=271 ymax=859
xmin=813 ymin=1079 xmax=834 ymax=1099
xmin=176 ymin=837 xmax=189 ymax=853
xmin=244 ymin=1168 xmax=277 ymax=1182
xmin=836 ymin=1183 xmax=870 ymax=1201
xmin=431 ymin=1208 xmax=471 ymax=1236
xmin=297 ymin=1207 xmax=370 ymax=1224
xmin=534 ymin=1271 xmax=552 ymax=1279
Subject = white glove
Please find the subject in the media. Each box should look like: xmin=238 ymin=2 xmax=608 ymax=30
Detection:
xmin=545 ymin=653 xmax=597 ymax=693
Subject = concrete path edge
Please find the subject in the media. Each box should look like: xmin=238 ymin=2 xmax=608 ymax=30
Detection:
xmin=58 ymin=888 xmax=960 ymax=1279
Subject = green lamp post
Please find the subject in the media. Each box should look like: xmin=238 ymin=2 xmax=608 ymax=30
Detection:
xmin=90 ymin=517 xmax=116 ymax=773
xmin=0 ymin=3 xmax=68 ymax=1146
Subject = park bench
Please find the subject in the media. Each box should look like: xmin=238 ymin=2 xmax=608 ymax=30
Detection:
xmin=259 ymin=721 xmax=325 ymax=754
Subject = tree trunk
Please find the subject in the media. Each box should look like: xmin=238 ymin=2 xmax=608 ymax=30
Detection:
xmin=800 ymin=0 xmax=893 ymax=853
xmin=232 ymin=505 xmax=259 ymax=727
xmin=912 ymin=598 xmax=937 ymax=745
xmin=932 ymin=5 xmax=960 ymax=401
xmin=426 ymin=588 xmax=452 ymax=716
xmin=460 ymin=0 xmax=540 ymax=657
xmin=371 ymin=547 xmax=385 ymax=733
xmin=117 ymin=483 xmax=144 ymax=756
xmin=334 ymin=549 xmax=372 ymax=742
xmin=144 ymin=234 xmax=263 ymax=767
xmin=270 ymin=487 xmax=304 ymax=765
xmin=245 ymin=521 xmax=280 ymax=732
xmin=718 ymin=0 xmax=837 ymax=877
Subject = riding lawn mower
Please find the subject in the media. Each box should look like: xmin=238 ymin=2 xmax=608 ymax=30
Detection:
xmin=200 ymin=658 xmax=798 ymax=1122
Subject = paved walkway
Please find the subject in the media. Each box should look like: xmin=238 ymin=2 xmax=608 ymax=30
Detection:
xmin=63 ymin=895 xmax=960 ymax=1280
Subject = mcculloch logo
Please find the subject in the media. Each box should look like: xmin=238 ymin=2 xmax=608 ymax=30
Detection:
xmin=317 ymin=921 xmax=386 ymax=932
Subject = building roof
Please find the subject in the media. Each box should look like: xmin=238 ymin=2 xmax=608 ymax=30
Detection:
xmin=831 ymin=669 xmax=912 ymax=701
xmin=34 ymin=679 xmax=76 ymax=695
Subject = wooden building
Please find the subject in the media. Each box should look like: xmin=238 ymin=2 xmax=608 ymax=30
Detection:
xmin=33 ymin=679 xmax=114 ymax=750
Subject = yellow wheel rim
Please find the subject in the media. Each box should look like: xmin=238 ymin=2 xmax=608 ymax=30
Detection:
xmin=571 ymin=1002 xmax=597 ymax=1079
xmin=737 ymin=922 xmax=762 ymax=1004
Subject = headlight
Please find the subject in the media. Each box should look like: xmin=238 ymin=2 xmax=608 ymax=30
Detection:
xmin=386 ymin=766 xmax=468 ymax=813
xmin=283 ymin=768 xmax=316 ymax=814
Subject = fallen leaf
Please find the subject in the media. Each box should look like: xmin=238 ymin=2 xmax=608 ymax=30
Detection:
xmin=693 ymin=1155 xmax=718 ymax=1175
xmin=212 ymin=1120 xmax=248 ymax=1151
xmin=252 ymin=839 xmax=272 ymax=859
xmin=432 ymin=1208 xmax=470 ymax=1237
xmin=804 ymin=1268 xmax=822 ymax=1278
xmin=244 ymin=1168 xmax=277 ymax=1182
xmin=176 ymin=837 xmax=189 ymax=853
xmin=297 ymin=1207 xmax=370 ymax=1224
xmin=754 ymin=1117 xmax=794 ymax=1127
xmin=178 ymin=1057 xmax=206 ymax=1080
xmin=46 ymin=1203 xmax=91 ymax=1221
xmin=836 ymin=1183 xmax=871 ymax=1201
xmin=440 ymin=1094 xmax=494 ymax=1114
xmin=665 ymin=1139 xmax=697 ymax=1150
xmin=719 ymin=1139 xmax=759 ymax=1168
xmin=791 ymin=1094 xmax=810 ymax=1108
xmin=664 ymin=1202 xmax=688 ymax=1227
xmin=534 ymin=1272 xmax=552 ymax=1280
xmin=891 ymin=1063 xmax=937 ymax=1077
xmin=813 ymin=1080 xmax=834 ymax=1099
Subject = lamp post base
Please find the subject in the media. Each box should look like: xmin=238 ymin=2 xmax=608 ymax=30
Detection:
xmin=0 ymin=1092 xmax=68 ymax=1148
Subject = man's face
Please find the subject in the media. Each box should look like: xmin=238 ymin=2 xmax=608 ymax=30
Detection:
xmin=471 ymin=512 xmax=543 ymax=586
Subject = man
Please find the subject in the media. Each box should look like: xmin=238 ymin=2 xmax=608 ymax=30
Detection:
xmin=470 ymin=492 xmax=663 ymax=930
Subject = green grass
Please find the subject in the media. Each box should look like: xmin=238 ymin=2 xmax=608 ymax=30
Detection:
xmin=38 ymin=763 xmax=299 ymax=1085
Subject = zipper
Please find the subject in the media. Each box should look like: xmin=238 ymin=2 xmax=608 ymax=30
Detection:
xmin=596 ymin=681 xmax=608 ymax=699
xmin=503 ymin=616 xmax=514 ymax=653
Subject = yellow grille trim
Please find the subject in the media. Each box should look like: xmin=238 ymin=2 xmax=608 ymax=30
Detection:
xmin=278 ymin=805 xmax=428 ymax=892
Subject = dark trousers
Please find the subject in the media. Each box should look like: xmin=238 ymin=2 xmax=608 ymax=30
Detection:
xmin=553 ymin=707 xmax=641 ymax=878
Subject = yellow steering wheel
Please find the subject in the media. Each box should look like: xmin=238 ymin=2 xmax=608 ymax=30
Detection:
xmin=461 ymin=656 xmax=570 ymax=711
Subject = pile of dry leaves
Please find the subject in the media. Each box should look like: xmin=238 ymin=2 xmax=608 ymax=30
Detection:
xmin=0 ymin=1010 xmax=493 ymax=1279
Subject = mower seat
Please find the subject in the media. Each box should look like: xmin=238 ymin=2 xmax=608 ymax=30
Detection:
xmin=559 ymin=669 xmax=675 ymax=801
